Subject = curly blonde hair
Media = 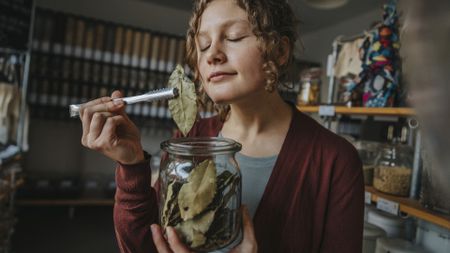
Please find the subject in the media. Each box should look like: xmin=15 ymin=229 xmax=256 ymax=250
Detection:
xmin=185 ymin=0 xmax=299 ymax=121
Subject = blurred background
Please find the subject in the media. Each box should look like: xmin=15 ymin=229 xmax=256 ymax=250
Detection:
xmin=0 ymin=0 xmax=449 ymax=252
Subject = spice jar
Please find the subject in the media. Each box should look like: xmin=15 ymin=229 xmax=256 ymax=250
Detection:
xmin=159 ymin=137 xmax=242 ymax=251
xmin=373 ymin=144 xmax=413 ymax=196
xmin=297 ymin=67 xmax=321 ymax=105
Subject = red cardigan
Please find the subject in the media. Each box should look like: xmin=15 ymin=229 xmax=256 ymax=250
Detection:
xmin=114 ymin=109 xmax=364 ymax=253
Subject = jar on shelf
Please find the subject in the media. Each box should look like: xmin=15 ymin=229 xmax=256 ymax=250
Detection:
xmin=354 ymin=140 xmax=380 ymax=186
xmin=373 ymin=144 xmax=413 ymax=196
xmin=297 ymin=67 xmax=321 ymax=105
xmin=159 ymin=137 xmax=242 ymax=252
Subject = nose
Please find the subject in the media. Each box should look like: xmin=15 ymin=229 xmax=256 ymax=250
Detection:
xmin=206 ymin=41 xmax=226 ymax=65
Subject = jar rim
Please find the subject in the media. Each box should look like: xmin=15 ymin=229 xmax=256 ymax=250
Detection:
xmin=160 ymin=137 xmax=242 ymax=156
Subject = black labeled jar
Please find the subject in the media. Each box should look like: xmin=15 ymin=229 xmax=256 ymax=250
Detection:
xmin=159 ymin=137 xmax=242 ymax=252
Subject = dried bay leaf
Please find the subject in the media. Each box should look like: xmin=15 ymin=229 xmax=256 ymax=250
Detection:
xmin=178 ymin=160 xmax=217 ymax=220
xmin=168 ymin=65 xmax=197 ymax=136
xmin=175 ymin=210 xmax=216 ymax=247
xmin=162 ymin=180 xmax=182 ymax=227
xmin=205 ymin=208 xmax=237 ymax=249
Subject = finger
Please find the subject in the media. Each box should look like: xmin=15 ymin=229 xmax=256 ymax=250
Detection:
xmin=229 ymin=206 xmax=257 ymax=253
xmin=241 ymin=205 xmax=256 ymax=243
xmin=151 ymin=224 xmax=172 ymax=253
xmin=95 ymin=115 xmax=127 ymax=147
xmin=110 ymin=90 xmax=130 ymax=117
xmin=86 ymin=112 xmax=112 ymax=149
xmin=111 ymin=90 xmax=123 ymax=99
xmin=166 ymin=226 xmax=191 ymax=253
xmin=86 ymin=99 xmax=125 ymax=115
xmin=79 ymin=96 xmax=112 ymax=119
xmin=80 ymin=100 xmax=125 ymax=145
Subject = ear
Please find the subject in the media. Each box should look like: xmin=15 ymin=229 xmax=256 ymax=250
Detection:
xmin=278 ymin=36 xmax=291 ymax=66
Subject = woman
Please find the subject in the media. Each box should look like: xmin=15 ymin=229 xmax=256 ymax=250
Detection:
xmin=79 ymin=0 xmax=364 ymax=252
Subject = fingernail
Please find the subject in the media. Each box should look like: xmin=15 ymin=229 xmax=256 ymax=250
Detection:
xmin=150 ymin=224 xmax=156 ymax=234
xmin=167 ymin=226 xmax=175 ymax=237
xmin=113 ymin=99 xmax=124 ymax=106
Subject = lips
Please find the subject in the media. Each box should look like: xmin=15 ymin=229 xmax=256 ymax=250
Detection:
xmin=208 ymin=71 xmax=236 ymax=82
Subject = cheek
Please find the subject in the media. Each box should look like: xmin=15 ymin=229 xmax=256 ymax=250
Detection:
xmin=237 ymin=51 xmax=265 ymax=80
xmin=197 ymin=60 xmax=208 ymax=83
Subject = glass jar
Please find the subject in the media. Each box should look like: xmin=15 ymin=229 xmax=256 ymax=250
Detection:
xmin=297 ymin=67 xmax=321 ymax=105
xmin=354 ymin=140 xmax=380 ymax=186
xmin=373 ymin=144 xmax=413 ymax=196
xmin=159 ymin=137 xmax=242 ymax=252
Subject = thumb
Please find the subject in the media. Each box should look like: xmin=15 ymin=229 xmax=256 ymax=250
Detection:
xmin=110 ymin=90 xmax=128 ymax=116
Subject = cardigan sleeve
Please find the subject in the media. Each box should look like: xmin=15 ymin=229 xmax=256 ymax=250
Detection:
xmin=320 ymin=144 xmax=365 ymax=253
xmin=113 ymin=159 xmax=158 ymax=253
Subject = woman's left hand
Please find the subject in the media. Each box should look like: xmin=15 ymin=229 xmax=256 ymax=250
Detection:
xmin=151 ymin=205 xmax=257 ymax=253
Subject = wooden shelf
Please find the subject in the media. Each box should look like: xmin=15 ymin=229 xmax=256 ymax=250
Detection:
xmin=17 ymin=198 xmax=114 ymax=206
xmin=365 ymin=186 xmax=450 ymax=230
xmin=298 ymin=105 xmax=415 ymax=117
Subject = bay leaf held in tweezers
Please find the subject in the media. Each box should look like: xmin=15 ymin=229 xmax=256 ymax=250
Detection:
xmin=178 ymin=160 xmax=217 ymax=220
xmin=168 ymin=65 xmax=197 ymax=136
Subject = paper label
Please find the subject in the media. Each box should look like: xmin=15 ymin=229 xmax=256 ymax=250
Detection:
xmin=319 ymin=105 xmax=335 ymax=116
xmin=376 ymin=197 xmax=399 ymax=215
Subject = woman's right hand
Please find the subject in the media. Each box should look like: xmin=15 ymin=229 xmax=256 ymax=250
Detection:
xmin=79 ymin=90 xmax=145 ymax=165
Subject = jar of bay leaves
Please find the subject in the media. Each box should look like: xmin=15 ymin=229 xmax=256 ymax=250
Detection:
xmin=159 ymin=137 xmax=242 ymax=252
xmin=373 ymin=144 xmax=413 ymax=196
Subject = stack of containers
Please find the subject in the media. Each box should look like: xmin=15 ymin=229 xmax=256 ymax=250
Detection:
xmin=367 ymin=209 xmax=406 ymax=238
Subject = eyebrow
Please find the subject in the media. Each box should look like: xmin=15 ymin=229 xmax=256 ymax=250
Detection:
xmin=197 ymin=19 xmax=250 ymax=37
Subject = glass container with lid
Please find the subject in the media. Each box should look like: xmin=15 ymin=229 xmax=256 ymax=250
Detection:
xmin=159 ymin=137 xmax=242 ymax=252
xmin=373 ymin=143 xmax=413 ymax=196
xmin=354 ymin=140 xmax=380 ymax=186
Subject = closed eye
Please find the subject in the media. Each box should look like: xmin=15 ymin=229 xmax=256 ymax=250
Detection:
xmin=227 ymin=36 xmax=246 ymax=42
xmin=199 ymin=45 xmax=210 ymax=52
